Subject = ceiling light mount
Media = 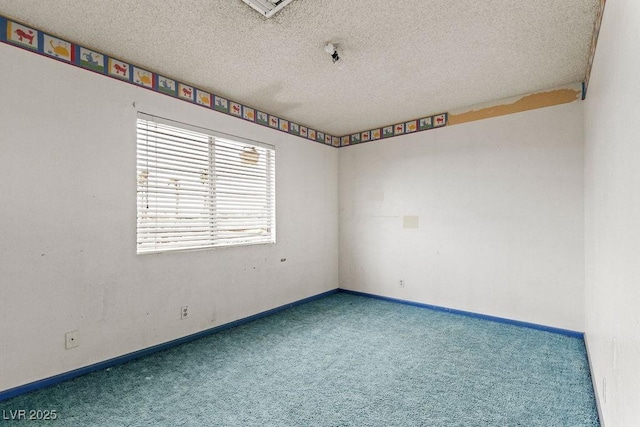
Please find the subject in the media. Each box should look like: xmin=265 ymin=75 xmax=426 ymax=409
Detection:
xmin=325 ymin=42 xmax=340 ymax=63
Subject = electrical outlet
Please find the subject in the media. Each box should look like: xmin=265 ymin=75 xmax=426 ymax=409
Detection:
xmin=602 ymin=377 xmax=607 ymax=403
xmin=399 ymin=279 xmax=405 ymax=288
xmin=65 ymin=330 xmax=79 ymax=349
xmin=181 ymin=306 xmax=189 ymax=320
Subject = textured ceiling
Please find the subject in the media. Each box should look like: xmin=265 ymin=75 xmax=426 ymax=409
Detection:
xmin=0 ymin=0 xmax=599 ymax=136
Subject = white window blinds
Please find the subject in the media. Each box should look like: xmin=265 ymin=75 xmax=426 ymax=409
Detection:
xmin=136 ymin=114 xmax=276 ymax=254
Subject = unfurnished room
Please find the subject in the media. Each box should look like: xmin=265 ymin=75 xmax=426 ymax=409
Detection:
xmin=0 ymin=1 xmax=638 ymax=426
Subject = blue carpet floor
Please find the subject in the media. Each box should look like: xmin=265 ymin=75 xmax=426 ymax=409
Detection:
xmin=1 ymin=293 xmax=599 ymax=426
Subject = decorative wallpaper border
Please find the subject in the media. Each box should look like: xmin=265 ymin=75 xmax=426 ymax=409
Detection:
xmin=0 ymin=15 xmax=347 ymax=147
xmin=0 ymin=14 xmax=451 ymax=148
xmin=3 ymin=12 xmax=592 ymax=148
xmin=340 ymin=113 xmax=448 ymax=147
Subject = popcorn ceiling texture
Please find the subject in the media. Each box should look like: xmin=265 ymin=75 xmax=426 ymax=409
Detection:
xmin=0 ymin=0 xmax=600 ymax=136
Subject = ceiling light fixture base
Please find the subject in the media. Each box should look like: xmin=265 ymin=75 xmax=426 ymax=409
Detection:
xmin=325 ymin=42 xmax=341 ymax=63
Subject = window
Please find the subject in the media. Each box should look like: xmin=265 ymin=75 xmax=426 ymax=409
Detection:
xmin=136 ymin=114 xmax=275 ymax=254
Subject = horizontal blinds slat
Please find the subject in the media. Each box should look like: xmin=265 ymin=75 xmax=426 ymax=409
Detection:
xmin=137 ymin=214 xmax=271 ymax=222
xmin=137 ymin=152 xmax=209 ymax=171
xmin=138 ymin=211 xmax=271 ymax=218
xmin=138 ymin=240 xmax=273 ymax=254
xmin=137 ymin=129 xmax=210 ymax=149
xmin=138 ymin=223 xmax=273 ymax=230
xmin=137 ymin=228 xmax=272 ymax=236
xmin=137 ymin=229 xmax=273 ymax=240
xmin=137 ymin=234 xmax=273 ymax=248
xmin=138 ymin=227 xmax=273 ymax=234
xmin=138 ymin=196 xmax=271 ymax=207
xmin=137 ymin=124 xmax=210 ymax=145
xmin=137 ymin=234 xmax=273 ymax=246
xmin=139 ymin=175 xmax=271 ymax=191
xmin=137 ymin=141 xmax=209 ymax=158
xmin=138 ymin=232 xmax=270 ymax=242
xmin=137 ymin=140 xmax=209 ymax=158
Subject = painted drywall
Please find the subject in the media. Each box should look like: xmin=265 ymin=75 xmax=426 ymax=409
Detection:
xmin=0 ymin=43 xmax=338 ymax=393
xmin=339 ymin=102 xmax=585 ymax=331
xmin=584 ymin=0 xmax=640 ymax=424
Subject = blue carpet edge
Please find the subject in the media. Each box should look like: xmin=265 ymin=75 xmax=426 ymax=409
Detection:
xmin=1 ymin=287 xmax=586 ymax=402
xmin=0 ymin=288 xmax=339 ymax=402
xmin=338 ymin=289 xmax=585 ymax=338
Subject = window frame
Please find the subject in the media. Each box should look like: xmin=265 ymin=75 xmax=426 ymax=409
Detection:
xmin=136 ymin=113 xmax=276 ymax=255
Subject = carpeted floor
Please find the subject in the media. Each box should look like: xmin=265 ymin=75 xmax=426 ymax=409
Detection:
xmin=0 ymin=293 xmax=599 ymax=426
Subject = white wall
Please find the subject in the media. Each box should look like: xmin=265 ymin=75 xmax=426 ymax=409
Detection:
xmin=339 ymin=102 xmax=585 ymax=331
xmin=0 ymin=44 xmax=338 ymax=392
xmin=584 ymin=1 xmax=640 ymax=424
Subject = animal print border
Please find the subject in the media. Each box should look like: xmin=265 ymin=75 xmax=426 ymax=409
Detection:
xmin=0 ymin=14 xmax=448 ymax=147
xmin=340 ymin=113 xmax=448 ymax=147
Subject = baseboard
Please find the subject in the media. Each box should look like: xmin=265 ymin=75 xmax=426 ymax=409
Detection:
xmin=583 ymin=334 xmax=605 ymax=426
xmin=0 ymin=288 xmax=339 ymax=402
xmin=338 ymin=289 xmax=584 ymax=338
